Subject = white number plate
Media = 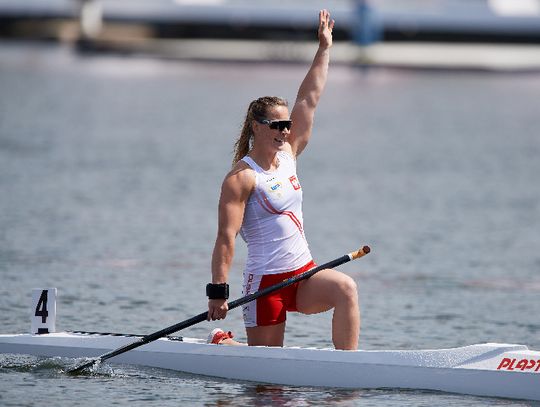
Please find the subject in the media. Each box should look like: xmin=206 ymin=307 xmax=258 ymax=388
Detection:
xmin=31 ymin=288 xmax=57 ymax=334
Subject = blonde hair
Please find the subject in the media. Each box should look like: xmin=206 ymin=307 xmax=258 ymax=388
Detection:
xmin=232 ymin=96 xmax=288 ymax=166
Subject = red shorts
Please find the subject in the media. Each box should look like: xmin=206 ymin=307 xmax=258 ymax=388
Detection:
xmin=242 ymin=260 xmax=316 ymax=327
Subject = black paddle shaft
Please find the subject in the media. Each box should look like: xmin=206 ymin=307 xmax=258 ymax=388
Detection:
xmin=68 ymin=246 xmax=370 ymax=373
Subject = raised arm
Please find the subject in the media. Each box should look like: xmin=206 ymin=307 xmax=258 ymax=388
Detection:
xmin=289 ymin=9 xmax=334 ymax=157
xmin=207 ymin=163 xmax=254 ymax=321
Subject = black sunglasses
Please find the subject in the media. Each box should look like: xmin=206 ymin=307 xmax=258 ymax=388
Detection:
xmin=258 ymin=119 xmax=293 ymax=131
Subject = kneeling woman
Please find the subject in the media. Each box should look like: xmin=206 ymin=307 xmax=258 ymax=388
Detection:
xmin=206 ymin=10 xmax=360 ymax=349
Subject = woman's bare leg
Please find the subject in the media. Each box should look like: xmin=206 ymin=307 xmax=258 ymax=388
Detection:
xmin=246 ymin=322 xmax=286 ymax=347
xmin=295 ymin=268 xmax=360 ymax=350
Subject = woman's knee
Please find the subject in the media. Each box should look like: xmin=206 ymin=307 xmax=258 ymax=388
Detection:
xmin=335 ymin=273 xmax=358 ymax=304
xmin=296 ymin=269 xmax=358 ymax=312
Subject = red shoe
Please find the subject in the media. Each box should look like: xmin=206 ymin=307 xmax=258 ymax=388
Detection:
xmin=207 ymin=328 xmax=234 ymax=344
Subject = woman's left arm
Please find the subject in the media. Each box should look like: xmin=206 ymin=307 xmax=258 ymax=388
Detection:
xmin=289 ymin=9 xmax=334 ymax=157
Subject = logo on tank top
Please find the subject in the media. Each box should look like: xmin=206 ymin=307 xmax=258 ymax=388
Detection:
xmin=265 ymin=177 xmax=284 ymax=197
xmin=270 ymin=182 xmax=282 ymax=191
xmin=289 ymin=175 xmax=301 ymax=190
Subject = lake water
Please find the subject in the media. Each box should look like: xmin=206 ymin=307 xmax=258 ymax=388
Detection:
xmin=1 ymin=42 xmax=539 ymax=406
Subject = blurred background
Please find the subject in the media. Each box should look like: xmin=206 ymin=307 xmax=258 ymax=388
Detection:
xmin=1 ymin=0 xmax=540 ymax=68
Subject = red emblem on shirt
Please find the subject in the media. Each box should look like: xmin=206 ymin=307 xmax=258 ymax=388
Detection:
xmin=289 ymin=175 xmax=301 ymax=190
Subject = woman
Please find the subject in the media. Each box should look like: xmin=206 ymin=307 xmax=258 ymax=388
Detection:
xmin=206 ymin=10 xmax=360 ymax=350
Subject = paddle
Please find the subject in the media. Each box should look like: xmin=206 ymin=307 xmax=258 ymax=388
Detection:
xmin=68 ymin=245 xmax=370 ymax=374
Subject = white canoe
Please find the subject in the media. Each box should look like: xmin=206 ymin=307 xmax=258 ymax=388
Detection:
xmin=0 ymin=331 xmax=539 ymax=401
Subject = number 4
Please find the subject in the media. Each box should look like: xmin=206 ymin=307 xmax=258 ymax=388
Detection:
xmin=35 ymin=290 xmax=48 ymax=323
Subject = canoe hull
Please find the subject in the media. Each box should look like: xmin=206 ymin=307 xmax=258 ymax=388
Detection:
xmin=1 ymin=332 xmax=539 ymax=401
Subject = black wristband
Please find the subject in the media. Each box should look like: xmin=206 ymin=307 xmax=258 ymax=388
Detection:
xmin=206 ymin=283 xmax=229 ymax=300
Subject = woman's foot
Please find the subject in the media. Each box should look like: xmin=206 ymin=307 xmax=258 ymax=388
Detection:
xmin=207 ymin=328 xmax=234 ymax=344
xmin=207 ymin=328 xmax=246 ymax=346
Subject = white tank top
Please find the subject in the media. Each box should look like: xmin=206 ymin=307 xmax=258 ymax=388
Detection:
xmin=240 ymin=151 xmax=312 ymax=275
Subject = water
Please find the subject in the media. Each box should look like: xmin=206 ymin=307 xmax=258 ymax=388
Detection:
xmin=1 ymin=42 xmax=539 ymax=406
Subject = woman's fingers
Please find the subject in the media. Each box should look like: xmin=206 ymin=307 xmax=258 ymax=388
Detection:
xmin=318 ymin=9 xmax=334 ymax=47
xmin=319 ymin=9 xmax=333 ymax=29
xmin=207 ymin=300 xmax=229 ymax=320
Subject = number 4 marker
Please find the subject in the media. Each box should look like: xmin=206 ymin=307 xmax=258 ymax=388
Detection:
xmin=31 ymin=288 xmax=57 ymax=335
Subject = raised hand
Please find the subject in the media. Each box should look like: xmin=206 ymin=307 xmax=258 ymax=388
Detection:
xmin=318 ymin=9 xmax=335 ymax=49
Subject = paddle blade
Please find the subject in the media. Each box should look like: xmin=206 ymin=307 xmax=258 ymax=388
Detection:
xmin=67 ymin=358 xmax=100 ymax=375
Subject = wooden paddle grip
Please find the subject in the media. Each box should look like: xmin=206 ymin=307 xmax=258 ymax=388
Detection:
xmin=350 ymin=245 xmax=371 ymax=260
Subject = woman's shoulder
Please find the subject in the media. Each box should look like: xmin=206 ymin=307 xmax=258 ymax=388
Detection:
xmin=223 ymin=160 xmax=256 ymax=190
xmin=231 ymin=158 xmax=255 ymax=174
